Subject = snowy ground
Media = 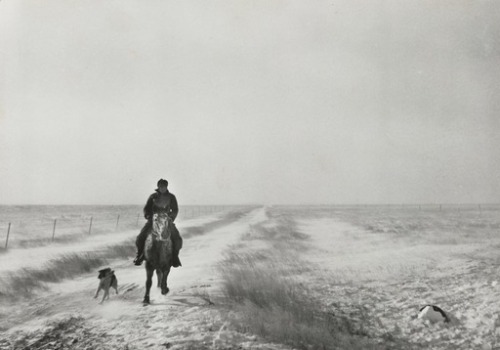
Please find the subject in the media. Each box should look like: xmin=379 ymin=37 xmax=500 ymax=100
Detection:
xmin=1 ymin=206 xmax=500 ymax=349
xmin=299 ymin=217 xmax=500 ymax=349
xmin=0 ymin=208 xmax=272 ymax=350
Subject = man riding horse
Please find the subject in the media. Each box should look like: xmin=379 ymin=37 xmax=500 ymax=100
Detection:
xmin=134 ymin=179 xmax=183 ymax=267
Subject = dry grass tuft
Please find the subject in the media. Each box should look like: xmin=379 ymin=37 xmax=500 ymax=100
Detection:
xmin=192 ymin=287 xmax=215 ymax=306
xmin=5 ymin=315 xmax=88 ymax=350
xmin=102 ymin=239 xmax=136 ymax=257
xmin=0 ymin=253 xmax=107 ymax=299
xmin=219 ymin=250 xmax=383 ymax=350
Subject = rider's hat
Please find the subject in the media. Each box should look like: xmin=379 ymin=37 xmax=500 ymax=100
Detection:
xmin=157 ymin=179 xmax=169 ymax=187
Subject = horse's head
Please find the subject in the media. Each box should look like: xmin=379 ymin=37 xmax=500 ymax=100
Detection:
xmin=152 ymin=212 xmax=172 ymax=241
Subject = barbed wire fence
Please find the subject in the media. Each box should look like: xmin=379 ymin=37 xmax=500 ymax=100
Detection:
xmin=0 ymin=205 xmax=233 ymax=250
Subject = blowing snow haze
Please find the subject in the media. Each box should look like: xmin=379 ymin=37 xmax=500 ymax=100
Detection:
xmin=0 ymin=0 xmax=499 ymax=205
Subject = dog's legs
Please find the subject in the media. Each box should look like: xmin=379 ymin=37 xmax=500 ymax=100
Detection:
xmin=111 ymin=275 xmax=118 ymax=294
xmin=94 ymin=287 xmax=101 ymax=299
xmin=100 ymin=289 xmax=109 ymax=304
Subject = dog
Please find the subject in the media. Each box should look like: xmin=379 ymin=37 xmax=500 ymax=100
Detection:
xmin=94 ymin=267 xmax=118 ymax=303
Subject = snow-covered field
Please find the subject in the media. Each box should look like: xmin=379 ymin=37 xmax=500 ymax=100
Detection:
xmin=300 ymin=215 xmax=500 ymax=349
xmin=1 ymin=205 xmax=500 ymax=349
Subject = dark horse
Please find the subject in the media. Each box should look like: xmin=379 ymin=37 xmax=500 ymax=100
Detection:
xmin=143 ymin=212 xmax=173 ymax=304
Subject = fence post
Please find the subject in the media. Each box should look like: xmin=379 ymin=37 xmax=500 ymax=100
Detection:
xmin=5 ymin=223 xmax=11 ymax=249
xmin=115 ymin=215 xmax=120 ymax=230
xmin=89 ymin=217 xmax=93 ymax=235
xmin=52 ymin=219 xmax=57 ymax=241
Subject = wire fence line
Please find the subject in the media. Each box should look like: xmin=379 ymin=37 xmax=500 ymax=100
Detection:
xmin=2 ymin=204 xmax=497 ymax=249
xmin=308 ymin=203 xmax=500 ymax=211
xmin=0 ymin=205 xmax=232 ymax=249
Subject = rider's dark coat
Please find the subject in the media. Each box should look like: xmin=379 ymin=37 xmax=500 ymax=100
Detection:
xmin=136 ymin=189 xmax=182 ymax=255
xmin=143 ymin=190 xmax=179 ymax=222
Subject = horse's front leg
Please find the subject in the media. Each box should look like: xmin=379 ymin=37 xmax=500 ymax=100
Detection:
xmin=143 ymin=265 xmax=154 ymax=304
xmin=160 ymin=266 xmax=171 ymax=295
xmin=156 ymin=269 xmax=163 ymax=288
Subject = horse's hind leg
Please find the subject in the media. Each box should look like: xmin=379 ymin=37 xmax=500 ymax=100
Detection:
xmin=143 ymin=266 xmax=154 ymax=304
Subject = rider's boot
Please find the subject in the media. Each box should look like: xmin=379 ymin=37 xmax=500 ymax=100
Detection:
xmin=133 ymin=250 xmax=144 ymax=266
xmin=172 ymin=253 xmax=182 ymax=268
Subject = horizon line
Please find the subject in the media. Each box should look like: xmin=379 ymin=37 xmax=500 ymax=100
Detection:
xmin=0 ymin=202 xmax=499 ymax=207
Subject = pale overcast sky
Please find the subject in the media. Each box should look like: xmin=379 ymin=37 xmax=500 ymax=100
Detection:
xmin=1 ymin=0 xmax=499 ymax=205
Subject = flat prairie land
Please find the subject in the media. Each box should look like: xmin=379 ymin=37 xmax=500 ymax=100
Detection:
xmin=1 ymin=205 xmax=499 ymax=350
